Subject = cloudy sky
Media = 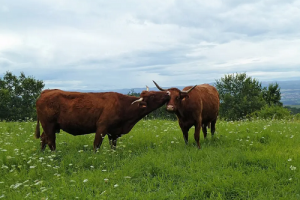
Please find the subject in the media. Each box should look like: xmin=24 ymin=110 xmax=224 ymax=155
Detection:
xmin=1 ymin=0 xmax=300 ymax=91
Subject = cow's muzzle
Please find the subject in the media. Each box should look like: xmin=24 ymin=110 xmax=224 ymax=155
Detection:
xmin=166 ymin=105 xmax=175 ymax=111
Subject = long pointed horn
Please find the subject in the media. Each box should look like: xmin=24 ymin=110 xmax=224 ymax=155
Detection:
xmin=146 ymin=85 xmax=149 ymax=91
xmin=153 ymin=80 xmax=166 ymax=91
xmin=131 ymin=98 xmax=143 ymax=105
xmin=181 ymin=85 xmax=197 ymax=94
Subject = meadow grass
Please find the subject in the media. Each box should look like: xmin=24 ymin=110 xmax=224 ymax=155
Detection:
xmin=0 ymin=119 xmax=299 ymax=199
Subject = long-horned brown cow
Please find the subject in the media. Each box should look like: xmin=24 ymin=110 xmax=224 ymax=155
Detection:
xmin=35 ymin=88 xmax=170 ymax=151
xmin=153 ymin=81 xmax=219 ymax=149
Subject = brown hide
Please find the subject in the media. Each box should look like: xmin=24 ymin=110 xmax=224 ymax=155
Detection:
xmin=153 ymin=81 xmax=219 ymax=148
xmin=174 ymin=84 xmax=219 ymax=125
xmin=35 ymin=89 xmax=170 ymax=151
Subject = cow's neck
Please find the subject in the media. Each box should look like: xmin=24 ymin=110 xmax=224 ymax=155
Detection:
xmin=129 ymin=104 xmax=161 ymax=122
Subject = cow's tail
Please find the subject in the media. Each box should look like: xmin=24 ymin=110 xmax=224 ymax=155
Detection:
xmin=35 ymin=117 xmax=41 ymax=139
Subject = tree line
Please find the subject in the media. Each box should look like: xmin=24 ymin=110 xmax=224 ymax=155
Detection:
xmin=0 ymin=71 xmax=299 ymax=121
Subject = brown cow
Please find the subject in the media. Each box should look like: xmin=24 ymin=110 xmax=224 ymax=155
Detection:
xmin=153 ymin=81 xmax=219 ymax=149
xmin=35 ymin=88 xmax=170 ymax=151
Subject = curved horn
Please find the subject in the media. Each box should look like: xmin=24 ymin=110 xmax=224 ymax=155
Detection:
xmin=153 ymin=80 xmax=166 ymax=91
xmin=181 ymin=85 xmax=197 ymax=94
xmin=146 ymin=85 xmax=149 ymax=91
xmin=131 ymin=98 xmax=143 ymax=105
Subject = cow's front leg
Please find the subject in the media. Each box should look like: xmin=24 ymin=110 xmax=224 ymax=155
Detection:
xmin=194 ymin=122 xmax=202 ymax=149
xmin=202 ymin=124 xmax=208 ymax=139
xmin=179 ymin=125 xmax=190 ymax=145
xmin=211 ymin=119 xmax=217 ymax=137
xmin=109 ymin=139 xmax=117 ymax=150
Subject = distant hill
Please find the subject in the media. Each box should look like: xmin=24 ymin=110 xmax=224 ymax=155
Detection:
xmin=74 ymin=80 xmax=300 ymax=106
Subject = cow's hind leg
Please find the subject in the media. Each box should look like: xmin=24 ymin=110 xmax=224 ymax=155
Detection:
xmin=40 ymin=132 xmax=47 ymax=151
xmin=94 ymin=126 xmax=107 ymax=152
xmin=43 ymin=123 xmax=57 ymax=151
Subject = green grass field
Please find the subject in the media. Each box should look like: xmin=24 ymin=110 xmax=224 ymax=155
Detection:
xmin=1 ymin=119 xmax=299 ymax=199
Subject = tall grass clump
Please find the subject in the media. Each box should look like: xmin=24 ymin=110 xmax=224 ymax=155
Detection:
xmin=0 ymin=119 xmax=299 ymax=199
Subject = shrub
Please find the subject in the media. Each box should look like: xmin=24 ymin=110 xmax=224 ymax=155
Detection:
xmin=248 ymin=105 xmax=291 ymax=120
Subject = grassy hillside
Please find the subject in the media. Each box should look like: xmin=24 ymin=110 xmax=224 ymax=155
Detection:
xmin=0 ymin=119 xmax=299 ymax=199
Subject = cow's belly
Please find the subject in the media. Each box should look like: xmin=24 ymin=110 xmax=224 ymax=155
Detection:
xmin=57 ymin=114 xmax=97 ymax=135
xmin=60 ymin=124 xmax=96 ymax=136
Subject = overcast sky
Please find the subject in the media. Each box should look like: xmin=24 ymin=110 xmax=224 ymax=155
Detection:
xmin=1 ymin=0 xmax=300 ymax=91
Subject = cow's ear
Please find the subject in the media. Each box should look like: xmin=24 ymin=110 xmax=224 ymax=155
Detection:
xmin=180 ymin=93 xmax=189 ymax=101
xmin=139 ymin=101 xmax=147 ymax=108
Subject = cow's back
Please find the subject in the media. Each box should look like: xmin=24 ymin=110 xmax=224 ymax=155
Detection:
xmin=182 ymin=84 xmax=219 ymax=123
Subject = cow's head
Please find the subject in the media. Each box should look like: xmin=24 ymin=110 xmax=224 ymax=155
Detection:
xmin=131 ymin=86 xmax=170 ymax=108
xmin=153 ymin=81 xmax=197 ymax=112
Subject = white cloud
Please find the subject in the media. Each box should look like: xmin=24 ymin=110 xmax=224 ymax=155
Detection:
xmin=0 ymin=0 xmax=300 ymax=90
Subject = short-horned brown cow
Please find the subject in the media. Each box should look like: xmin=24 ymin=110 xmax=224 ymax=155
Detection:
xmin=153 ymin=81 xmax=219 ymax=149
xmin=35 ymin=88 xmax=170 ymax=151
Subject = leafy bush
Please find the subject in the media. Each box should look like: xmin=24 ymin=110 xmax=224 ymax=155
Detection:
xmin=292 ymin=113 xmax=300 ymax=120
xmin=248 ymin=105 xmax=291 ymax=120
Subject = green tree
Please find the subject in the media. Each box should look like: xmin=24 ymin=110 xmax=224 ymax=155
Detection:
xmin=263 ymin=82 xmax=282 ymax=106
xmin=215 ymin=73 xmax=266 ymax=120
xmin=0 ymin=71 xmax=44 ymax=121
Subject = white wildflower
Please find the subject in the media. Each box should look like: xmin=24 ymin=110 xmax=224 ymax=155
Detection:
xmin=10 ymin=183 xmax=22 ymax=189
xmin=24 ymin=193 xmax=30 ymax=198
xmin=83 ymin=179 xmax=88 ymax=183
xmin=34 ymin=181 xmax=42 ymax=185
